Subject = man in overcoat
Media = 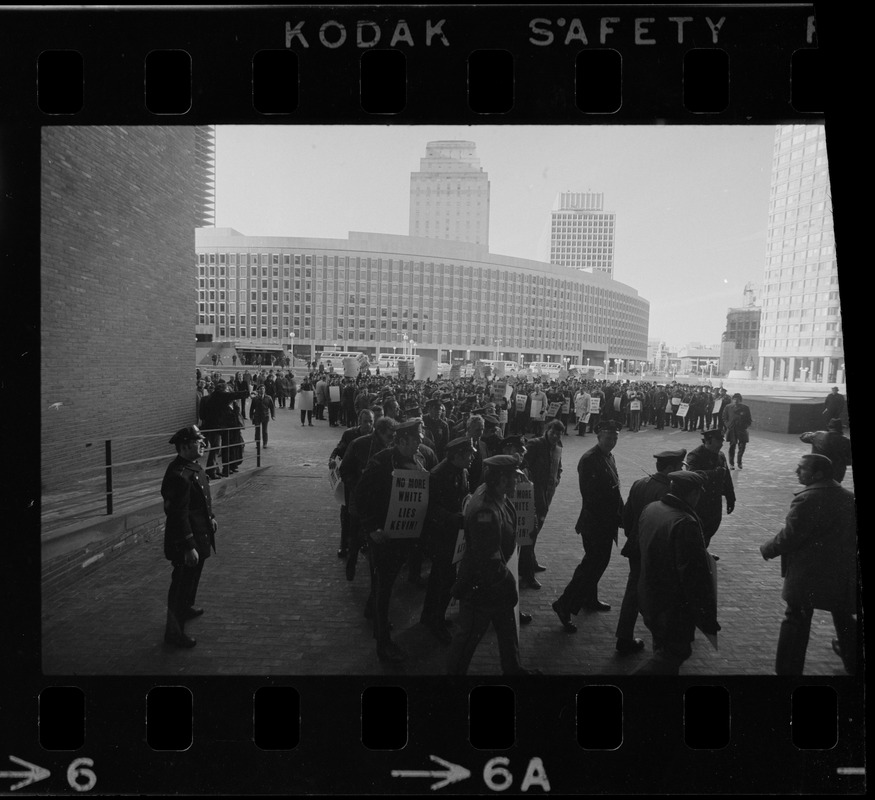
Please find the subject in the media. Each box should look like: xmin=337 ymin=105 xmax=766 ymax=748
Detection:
xmin=636 ymin=470 xmax=718 ymax=674
xmin=760 ymin=454 xmax=858 ymax=675
xmin=683 ymin=428 xmax=736 ymax=548
xmin=799 ymin=419 xmax=853 ymax=483
xmin=161 ymin=425 xmax=218 ymax=648
xmin=551 ymin=420 xmax=624 ymax=632
xmin=519 ymin=418 xmax=564 ymax=589
xmin=614 ymin=448 xmax=686 ymax=656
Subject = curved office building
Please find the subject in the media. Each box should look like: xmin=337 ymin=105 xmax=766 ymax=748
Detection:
xmin=196 ymin=227 xmax=650 ymax=367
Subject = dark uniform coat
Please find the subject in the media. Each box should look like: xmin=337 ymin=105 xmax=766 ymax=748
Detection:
xmin=576 ymin=445 xmax=623 ymax=541
xmin=454 ymin=484 xmax=518 ymax=605
xmin=339 ymin=433 xmax=391 ymax=517
xmin=523 ymin=434 xmax=563 ymax=520
xmin=161 ymin=456 xmax=216 ymax=562
xmin=422 ymin=458 xmax=470 ymax=559
xmin=423 ymin=415 xmax=450 ymax=461
xmin=620 ymin=472 xmax=671 ymax=559
xmin=638 ymin=494 xmax=718 ymax=642
xmin=683 ymin=445 xmax=735 ymax=539
xmin=760 ymin=479 xmax=857 ymax=611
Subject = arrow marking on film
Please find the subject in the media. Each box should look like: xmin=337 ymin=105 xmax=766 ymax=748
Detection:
xmin=0 ymin=755 xmax=51 ymax=791
xmin=392 ymin=754 xmax=471 ymax=790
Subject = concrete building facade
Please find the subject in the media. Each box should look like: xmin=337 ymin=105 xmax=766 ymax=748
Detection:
xmin=757 ymin=124 xmax=844 ymax=385
xmin=408 ymin=141 xmax=490 ymax=246
xmin=195 ymin=228 xmax=650 ymax=367
xmin=548 ymin=191 xmax=616 ymax=277
xmin=721 ymin=306 xmax=761 ymax=374
xmin=41 ymin=126 xmax=206 ymax=491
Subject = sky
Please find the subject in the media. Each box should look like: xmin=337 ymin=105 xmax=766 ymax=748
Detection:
xmin=214 ymin=124 xmax=780 ymax=349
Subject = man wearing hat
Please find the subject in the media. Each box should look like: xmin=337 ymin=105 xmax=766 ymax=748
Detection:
xmin=635 ymin=470 xmax=719 ymax=674
xmin=799 ymin=419 xmax=853 ymax=483
xmin=481 ymin=413 xmax=504 ymax=457
xmin=464 ymin=414 xmax=489 ymax=490
xmin=424 ymin=396 xmax=450 ymax=461
xmin=161 ymin=426 xmax=219 ymax=648
xmin=419 ymin=436 xmax=476 ymax=643
xmin=760 ymin=454 xmax=858 ymax=675
xmin=722 ymin=393 xmax=753 ymax=469
xmin=614 ymin=448 xmax=687 ymax=656
xmin=447 ymin=455 xmax=540 ymax=675
xmin=552 ymin=420 xmax=624 ymax=632
xmin=684 ymin=429 xmax=736 ymax=549
xmin=355 ymin=418 xmax=429 ymax=663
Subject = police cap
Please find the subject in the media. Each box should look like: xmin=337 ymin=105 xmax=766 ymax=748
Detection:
xmin=395 ymin=418 xmax=422 ymax=436
xmin=653 ymin=449 xmax=687 ymax=460
xmin=447 ymin=436 xmax=476 ymax=455
xmin=701 ymin=428 xmax=724 ymax=440
xmin=482 ymin=454 xmax=522 ymax=472
xmin=500 ymin=435 xmax=527 ymax=452
xmin=169 ymin=425 xmax=206 ymax=446
xmin=668 ymin=470 xmax=706 ymax=493
xmin=425 ymin=397 xmax=443 ymax=408
xmin=483 ymin=414 xmax=501 ymax=426
xmin=595 ymin=420 xmax=621 ymax=433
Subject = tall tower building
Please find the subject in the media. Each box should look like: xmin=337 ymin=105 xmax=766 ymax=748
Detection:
xmin=194 ymin=125 xmax=216 ymax=227
xmin=757 ymin=124 xmax=843 ymax=385
xmin=408 ymin=140 xmax=490 ymax=246
xmin=549 ymin=191 xmax=616 ymax=277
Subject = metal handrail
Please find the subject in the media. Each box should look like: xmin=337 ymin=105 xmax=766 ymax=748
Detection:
xmin=75 ymin=425 xmax=260 ymax=517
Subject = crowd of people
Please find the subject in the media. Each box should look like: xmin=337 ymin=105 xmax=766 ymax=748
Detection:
xmin=181 ymin=365 xmax=855 ymax=675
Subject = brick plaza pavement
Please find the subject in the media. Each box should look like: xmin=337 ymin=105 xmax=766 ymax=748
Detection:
xmin=41 ymin=408 xmax=856 ymax=677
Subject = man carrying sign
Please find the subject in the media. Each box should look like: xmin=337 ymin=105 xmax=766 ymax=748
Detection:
xmin=447 ymin=455 xmax=540 ymax=676
xmin=420 ymin=436 xmax=476 ymax=644
xmin=355 ymin=418 xmax=429 ymax=664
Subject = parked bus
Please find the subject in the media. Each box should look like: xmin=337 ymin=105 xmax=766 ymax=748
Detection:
xmin=524 ymin=361 xmax=563 ymax=375
xmin=478 ymin=359 xmax=520 ymax=375
xmin=316 ymin=350 xmax=369 ymax=370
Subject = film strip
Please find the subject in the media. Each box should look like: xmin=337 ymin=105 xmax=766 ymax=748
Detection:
xmin=2 ymin=3 xmax=864 ymax=796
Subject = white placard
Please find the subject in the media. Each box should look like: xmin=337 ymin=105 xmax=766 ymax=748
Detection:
xmin=383 ymin=469 xmax=430 ymax=539
xmin=676 ymin=402 xmax=690 ymax=418
xmin=296 ymin=390 xmax=314 ymax=411
xmin=630 ymin=400 xmax=641 ymax=411
xmin=513 ymin=482 xmax=536 ymax=546
xmin=590 ymin=398 xmax=600 ymax=413
xmin=530 ymin=399 xmax=543 ymax=419
xmin=329 ymin=385 xmax=341 ymax=402
xmin=515 ymin=393 xmax=527 ymax=412
xmin=415 ymin=355 xmax=438 ymax=381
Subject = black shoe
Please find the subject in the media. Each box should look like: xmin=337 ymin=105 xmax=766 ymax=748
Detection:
xmin=182 ymin=607 xmax=204 ymax=621
xmin=522 ymin=578 xmax=542 ymax=590
xmin=337 ymin=548 xmax=348 ymax=559
xmin=519 ymin=612 xmax=533 ymax=625
xmin=164 ymin=631 xmax=197 ymax=648
xmin=729 ymin=463 xmax=735 ymax=470
xmin=551 ymin=599 xmax=577 ymax=633
xmin=377 ymin=642 xmax=407 ymax=663
xmin=584 ymin=600 xmax=611 ymax=612
xmin=533 ymin=563 xmax=547 ymax=573
xmin=737 ymin=462 xmax=743 ymax=469
xmin=422 ymin=620 xmax=453 ymax=645
xmin=616 ymin=637 xmax=646 ymax=655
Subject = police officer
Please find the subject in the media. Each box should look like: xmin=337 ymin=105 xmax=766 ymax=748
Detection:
xmin=636 ymin=470 xmax=719 ymax=675
xmin=615 ymin=449 xmax=686 ymax=655
xmin=684 ymin=428 xmax=735 ymax=549
xmin=420 ymin=436 xmax=476 ymax=644
xmin=161 ymin=425 xmax=218 ymax=648
xmin=447 ymin=455 xmax=540 ymax=675
xmin=356 ymin=418 xmax=429 ymax=663
xmin=552 ymin=420 xmax=624 ymax=633
xmin=722 ymin=393 xmax=753 ymax=469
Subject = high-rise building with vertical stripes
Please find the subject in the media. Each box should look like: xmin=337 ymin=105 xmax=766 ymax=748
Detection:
xmin=756 ymin=124 xmax=844 ymax=385
xmin=408 ymin=141 xmax=490 ymax=246
xmin=549 ymin=191 xmax=616 ymax=278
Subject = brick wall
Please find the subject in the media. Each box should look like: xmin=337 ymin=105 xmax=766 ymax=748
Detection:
xmin=41 ymin=127 xmax=202 ymax=492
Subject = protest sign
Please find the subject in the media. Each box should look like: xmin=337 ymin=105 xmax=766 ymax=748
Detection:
xmin=343 ymin=358 xmax=358 ymax=377
xmin=329 ymin=385 xmax=341 ymax=402
xmin=530 ymin=398 xmax=543 ymax=419
xmin=545 ymin=402 xmax=561 ymax=419
xmin=383 ymin=469 xmax=430 ymax=539
xmin=513 ymin=482 xmax=535 ymax=546
xmin=452 ymin=528 xmax=466 ymax=565
xmin=515 ymin=393 xmax=527 ymax=412
xmin=398 ymin=360 xmax=411 ymax=380
xmin=561 ymin=400 xmax=571 ymax=415
xmin=676 ymin=402 xmax=690 ymax=419
xmin=712 ymin=398 xmax=724 ymax=416
xmin=414 ymin=356 xmax=438 ymax=381
xmin=296 ymin=390 xmax=314 ymax=411
xmin=328 ymin=468 xmax=345 ymax=505
xmin=630 ymin=399 xmax=641 ymax=411
xmin=590 ymin=397 xmax=601 ymax=413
